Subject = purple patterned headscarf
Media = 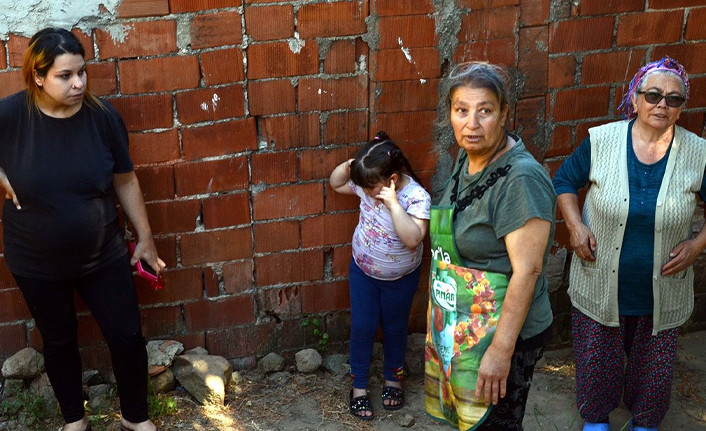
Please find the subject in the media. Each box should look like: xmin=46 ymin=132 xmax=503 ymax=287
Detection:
xmin=618 ymin=56 xmax=690 ymax=119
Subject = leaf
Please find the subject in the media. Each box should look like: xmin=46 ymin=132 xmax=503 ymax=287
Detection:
xmin=301 ymin=321 xmax=309 ymax=327
xmin=312 ymin=318 xmax=320 ymax=327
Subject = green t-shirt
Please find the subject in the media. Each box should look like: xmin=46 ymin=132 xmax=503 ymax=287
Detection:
xmin=437 ymin=139 xmax=556 ymax=340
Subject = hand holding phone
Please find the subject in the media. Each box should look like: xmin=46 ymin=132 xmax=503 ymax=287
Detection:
xmin=128 ymin=242 xmax=165 ymax=290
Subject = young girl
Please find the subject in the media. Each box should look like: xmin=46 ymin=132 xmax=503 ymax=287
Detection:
xmin=329 ymin=131 xmax=431 ymax=421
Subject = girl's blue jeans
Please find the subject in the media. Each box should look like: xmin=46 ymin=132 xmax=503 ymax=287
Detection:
xmin=348 ymin=259 xmax=421 ymax=389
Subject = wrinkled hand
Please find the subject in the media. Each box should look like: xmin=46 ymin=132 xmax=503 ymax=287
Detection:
xmin=375 ymin=178 xmax=401 ymax=211
xmin=661 ymin=239 xmax=703 ymax=276
xmin=474 ymin=345 xmax=511 ymax=406
xmin=568 ymin=222 xmax=596 ymax=261
xmin=131 ymin=240 xmax=166 ymax=275
xmin=0 ymin=169 xmax=20 ymax=209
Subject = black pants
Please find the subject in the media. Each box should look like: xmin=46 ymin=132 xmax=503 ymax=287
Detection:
xmin=14 ymin=253 xmax=148 ymax=423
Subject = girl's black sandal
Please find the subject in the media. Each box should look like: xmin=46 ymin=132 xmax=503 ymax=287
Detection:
xmin=381 ymin=385 xmax=404 ymax=410
xmin=349 ymin=390 xmax=374 ymax=421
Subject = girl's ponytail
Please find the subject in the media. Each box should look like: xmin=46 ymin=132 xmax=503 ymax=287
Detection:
xmin=350 ymin=131 xmax=423 ymax=188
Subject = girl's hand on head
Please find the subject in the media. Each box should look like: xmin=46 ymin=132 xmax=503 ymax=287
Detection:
xmin=376 ymin=178 xmax=401 ymax=210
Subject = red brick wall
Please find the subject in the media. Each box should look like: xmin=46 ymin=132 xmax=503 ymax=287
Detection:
xmin=0 ymin=0 xmax=705 ymax=368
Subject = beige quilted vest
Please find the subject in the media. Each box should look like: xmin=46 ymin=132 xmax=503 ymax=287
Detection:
xmin=568 ymin=120 xmax=706 ymax=334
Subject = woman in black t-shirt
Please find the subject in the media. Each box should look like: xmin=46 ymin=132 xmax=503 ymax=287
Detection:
xmin=0 ymin=28 xmax=163 ymax=431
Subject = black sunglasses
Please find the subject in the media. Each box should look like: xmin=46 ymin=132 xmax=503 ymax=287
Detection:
xmin=637 ymin=91 xmax=685 ymax=108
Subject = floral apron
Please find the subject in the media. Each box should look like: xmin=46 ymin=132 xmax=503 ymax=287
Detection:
xmin=424 ymin=193 xmax=508 ymax=429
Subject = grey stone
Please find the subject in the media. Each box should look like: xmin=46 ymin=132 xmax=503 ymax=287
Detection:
xmin=87 ymin=384 xmax=112 ymax=411
xmin=2 ymin=379 xmax=23 ymax=398
xmin=258 ymin=352 xmax=285 ymax=374
xmin=147 ymin=340 xmax=184 ymax=368
xmin=28 ymin=373 xmax=58 ymax=413
xmin=184 ymin=346 xmax=208 ymax=356
xmin=1 ymin=348 xmax=44 ymax=379
xmin=398 ymin=413 xmax=415 ymax=427
xmin=546 ymin=248 xmax=567 ymax=294
xmin=267 ymin=371 xmax=292 ymax=385
xmin=149 ymin=368 xmax=176 ymax=394
xmin=322 ymin=354 xmax=348 ymax=375
xmin=82 ymin=369 xmax=102 ymax=386
xmin=228 ymin=356 xmax=257 ymax=371
xmin=295 ymin=349 xmax=322 ymax=373
xmin=172 ymin=354 xmax=232 ymax=405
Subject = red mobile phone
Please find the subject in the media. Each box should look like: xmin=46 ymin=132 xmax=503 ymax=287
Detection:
xmin=136 ymin=259 xmax=159 ymax=283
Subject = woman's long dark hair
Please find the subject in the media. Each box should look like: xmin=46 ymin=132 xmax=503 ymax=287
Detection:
xmin=350 ymin=131 xmax=422 ymax=188
xmin=22 ymin=27 xmax=102 ymax=112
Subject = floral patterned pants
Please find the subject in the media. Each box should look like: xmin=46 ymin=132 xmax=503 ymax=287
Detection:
xmin=572 ymin=308 xmax=678 ymax=428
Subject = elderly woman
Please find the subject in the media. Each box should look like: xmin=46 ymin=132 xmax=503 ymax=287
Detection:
xmin=425 ymin=62 xmax=556 ymax=431
xmin=0 ymin=28 xmax=163 ymax=431
xmin=553 ymin=57 xmax=706 ymax=431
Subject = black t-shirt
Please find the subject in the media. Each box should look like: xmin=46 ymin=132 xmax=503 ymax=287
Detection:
xmin=0 ymin=91 xmax=134 ymax=280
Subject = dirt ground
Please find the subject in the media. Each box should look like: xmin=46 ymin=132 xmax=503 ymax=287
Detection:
xmin=17 ymin=330 xmax=706 ymax=431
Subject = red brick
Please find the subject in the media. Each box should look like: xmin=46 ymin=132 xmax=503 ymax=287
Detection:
xmin=518 ymin=26 xmax=548 ymax=97
xmin=520 ymin=0 xmax=549 ymax=26
xmin=0 ymin=70 xmax=25 ymax=99
xmin=253 ymin=220 xmax=300 ymax=253
xmin=136 ymin=267 xmax=203 ymax=304
xmin=205 ymin=266 xmax=220 ymax=297
xmin=546 ymin=125 xmax=573 ymax=158
xmin=686 ymin=8 xmax=706 ymax=41
xmin=119 ymin=56 xmax=199 ymax=94
xmin=251 ymin=151 xmax=298 ymax=184
xmin=259 ymin=114 xmax=320 ymax=150
xmin=460 ymin=0 xmax=519 ymax=7
xmin=579 ymin=0 xmax=643 ymax=16
xmin=247 ymin=80 xmax=296 ymax=116
xmin=181 ymin=228 xmax=253 ymax=265
xmin=170 ymin=0 xmax=240 ymax=13
xmin=301 ymin=281 xmax=350 ymax=313
xmin=109 ymin=94 xmax=173 ymax=131
xmin=182 ymin=118 xmax=257 ymax=160
xmin=298 ymin=1 xmax=368 ymax=38
xmin=332 ymin=244 xmax=352 ymax=276
xmin=324 ymin=111 xmax=368 ymax=146
xmin=375 ymin=0 xmax=433 ymax=15
xmin=0 ymin=259 xmax=17 ymax=289
xmin=575 ymin=121 xmax=604 ymax=143
xmin=252 ymin=183 xmax=324 ymax=220
xmin=298 ymin=76 xmax=368 ymax=111
xmin=453 ymin=38 xmax=516 ymax=67
xmin=677 ymin=111 xmax=705 ymax=136
xmin=371 ymin=111 xmax=437 ymax=143
xmin=118 ymin=0 xmax=170 ymax=17
xmin=461 ymin=7 xmax=519 ymax=40
xmin=140 ymin=306 xmax=182 ymax=339
xmin=300 ymin=146 xmax=357 ymax=181
xmin=582 ymin=50 xmax=647 ymax=86
xmin=245 ymin=5 xmax=294 ymax=41
xmin=371 ymin=48 xmax=441 ymax=81
xmin=255 ymin=250 xmax=324 ymax=286
xmin=548 ymin=55 xmax=576 ymax=88
xmin=0 ymin=324 xmax=27 ymax=358
xmin=0 ymin=289 xmax=30 ymax=322
xmin=514 ymin=97 xmax=546 ymax=152
xmin=8 ymin=34 xmax=29 ymax=68
xmin=548 ymin=17 xmax=614 ymax=53
xmin=247 ymin=41 xmax=319 ymax=79
xmin=222 ymin=260 xmax=254 ymax=294
xmin=301 ymin=213 xmax=358 ymax=247
xmin=257 ymin=286 xmax=302 ymax=316
xmin=325 ymin=188 xmax=360 ymax=212
xmin=203 ymin=192 xmax=251 ymax=228
xmin=397 ymin=140 xmax=437 ymax=171
xmin=86 ymin=62 xmax=117 ymax=96
xmin=176 ymin=85 xmax=245 ymax=125
xmin=653 ymin=43 xmax=706 ymax=75
xmin=201 ymin=48 xmax=245 ymax=85
xmin=0 ymin=42 xmax=6 ymax=69
xmin=146 ymin=200 xmax=201 ymax=234
xmin=324 ymin=39 xmax=366 ymax=74
xmin=72 ymin=30 xmax=95 ymax=61
xmin=191 ymin=11 xmax=243 ymax=49
xmin=554 ymin=86 xmax=611 ymax=122
xmin=95 ymin=20 xmax=177 ymax=59
xmin=373 ymin=79 xmax=439 ymax=112
xmin=134 ymin=165 xmax=176 ymax=201
xmin=617 ymin=11 xmax=683 ymax=47
xmin=129 ymin=129 xmax=181 ymax=166
xmin=689 ymin=77 xmax=706 ymax=108
xmin=378 ymin=16 xmax=437 ymax=49
xmin=204 ymin=323 xmax=274 ymax=358
xmin=174 ymin=157 xmax=249 ymax=196
xmin=651 ymin=0 xmax=706 ymax=7
xmin=185 ymin=296 xmax=255 ymax=331
xmin=155 ymin=236 xmax=178 ymax=268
